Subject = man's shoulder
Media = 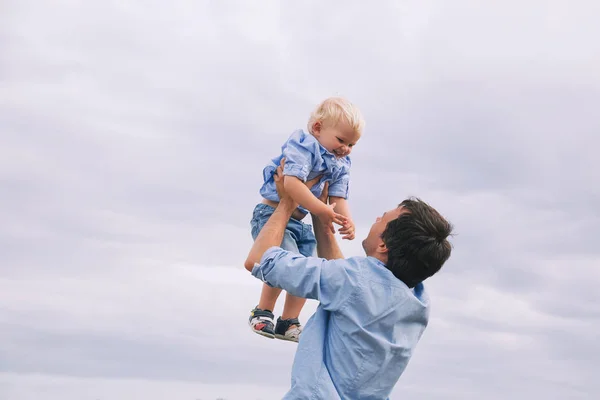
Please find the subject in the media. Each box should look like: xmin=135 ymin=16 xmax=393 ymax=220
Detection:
xmin=328 ymin=255 xmax=371 ymax=274
xmin=263 ymin=249 xmax=372 ymax=271
xmin=343 ymin=255 xmax=369 ymax=263
xmin=356 ymin=257 xmax=419 ymax=290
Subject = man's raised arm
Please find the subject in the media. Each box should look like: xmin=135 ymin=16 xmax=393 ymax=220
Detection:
xmin=310 ymin=182 xmax=345 ymax=260
xmin=244 ymin=193 xmax=296 ymax=272
xmin=244 ymin=159 xmax=321 ymax=271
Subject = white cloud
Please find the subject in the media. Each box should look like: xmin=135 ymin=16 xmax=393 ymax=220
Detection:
xmin=0 ymin=372 xmax=290 ymax=400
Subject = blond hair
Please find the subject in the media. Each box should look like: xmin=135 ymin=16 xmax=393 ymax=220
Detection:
xmin=307 ymin=97 xmax=365 ymax=136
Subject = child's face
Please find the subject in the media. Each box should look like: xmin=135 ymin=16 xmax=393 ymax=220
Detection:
xmin=312 ymin=121 xmax=361 ymax=158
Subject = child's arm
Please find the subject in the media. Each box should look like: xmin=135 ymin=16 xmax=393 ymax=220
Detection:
xmin=284 ymin=176 xmax=346 ymax=230
xmin=278 ymin=131 xmax=346 ymax=230
xmin=330 ymin=197 xmax=355 ymax=240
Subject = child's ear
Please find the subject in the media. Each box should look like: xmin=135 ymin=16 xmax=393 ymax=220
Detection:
xmin=312 ymin=121 xmax=321 ymax=137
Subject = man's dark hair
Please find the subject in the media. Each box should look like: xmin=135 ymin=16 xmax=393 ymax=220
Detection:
xmin=381 ymin=197 xmax=454 ymax=288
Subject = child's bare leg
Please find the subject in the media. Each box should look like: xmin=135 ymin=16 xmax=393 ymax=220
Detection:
xmin=249 ymin=283 xmax=280 ymax=339
xmin=281 ymin=292 xmax=306 ymax=320
xmin=258 ymin=283 xmax=282 ymax=311
xmin=273 ymin=292 xmax=306 ymax=342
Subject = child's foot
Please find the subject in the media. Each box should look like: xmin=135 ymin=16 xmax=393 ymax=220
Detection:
xmin=248 ymin=307 xmax=275 ymax=339
xmin=274 ymin=317 xmax=302 ymax=343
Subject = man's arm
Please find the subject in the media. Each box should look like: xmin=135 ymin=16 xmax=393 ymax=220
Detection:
xmin=311 ymin=183 xmax=345 ymax=260
xmin=331 ymin=196 xmax=351 ymax=220
xmin=244 ymin=195 xmax=296 ymax=271
xmin=244 ymin=158 xmax=321 ymax=271
xmin=251 ymin=247 xmax=359 ymax=312
xmin=327 ymin=169 xmax=354 ymax=240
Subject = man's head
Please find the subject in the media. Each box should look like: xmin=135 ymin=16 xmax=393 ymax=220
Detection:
xmin=307 ymin=96 xmax=364 ymax=158
xmin=362 ymin=197 xmax=453 ymax=288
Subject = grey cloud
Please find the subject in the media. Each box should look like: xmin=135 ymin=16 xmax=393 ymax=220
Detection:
xmin=0 ymin=267 xmax=305 ymax=389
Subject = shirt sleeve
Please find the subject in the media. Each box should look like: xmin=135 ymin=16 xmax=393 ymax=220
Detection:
xmin=281 ymin=134 xmax=316 ymax=182
xmin=251 ymin=246 xmax=360 ymax=312
xmin=328 ymin=170 xmax=350 ymax=199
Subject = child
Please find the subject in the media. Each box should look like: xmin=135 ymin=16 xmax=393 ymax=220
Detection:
xmin=248 ymin=96 xmax=364 ymax=342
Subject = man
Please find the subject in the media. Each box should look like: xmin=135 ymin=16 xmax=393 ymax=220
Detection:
xmin=244 ymin=163 xmax=454 ymax=400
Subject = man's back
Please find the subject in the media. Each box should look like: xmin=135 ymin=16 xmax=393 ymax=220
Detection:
xmin=282 ymin=255 xmax=430 ymax=399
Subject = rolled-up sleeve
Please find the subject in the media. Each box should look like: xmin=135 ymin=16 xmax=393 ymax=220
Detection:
xmin=251 ymin=246 xmax=360 ymax=311
xmin=328 ymin=171 xmax=350 ymax=199
xmin=281 ymin=134 xmax=316 ymax=182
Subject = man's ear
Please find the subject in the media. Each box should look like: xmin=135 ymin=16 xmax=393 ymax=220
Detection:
xmin=376 ymin=241 xmax=388 ymax=255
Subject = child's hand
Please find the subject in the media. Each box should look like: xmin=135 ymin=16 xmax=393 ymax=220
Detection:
xmin=338 ymin=218 xmax=355 ymax=240
xmin=316 ymin=203 xmax=347 ymax=234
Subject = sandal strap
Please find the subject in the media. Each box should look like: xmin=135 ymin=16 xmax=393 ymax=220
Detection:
xmin=283 ymin=317 xmax=300 ymax=326
xmin=276 ymin=317 xmax=301 ymax=332
xmin=252 ymin=308 xmax=274 ymax=319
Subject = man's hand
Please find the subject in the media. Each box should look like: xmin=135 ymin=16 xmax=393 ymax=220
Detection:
xmin=316 ymin=180 xmax=330 ymax=204
xmin=273 ymin=158 xmax=294 ymax=205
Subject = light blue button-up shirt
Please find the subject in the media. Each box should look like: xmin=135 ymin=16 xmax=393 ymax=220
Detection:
xmin=260 ymin=129 xmax=351 ymax=213
xmin=252 ymin=246 xmax=431 ymax=400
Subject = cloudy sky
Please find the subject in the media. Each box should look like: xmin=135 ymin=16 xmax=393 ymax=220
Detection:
xmin=1 ymin=0 xmax=599 ymax=399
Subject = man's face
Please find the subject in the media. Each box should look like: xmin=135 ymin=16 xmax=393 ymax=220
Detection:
xmin=362 ymin=207 xmax=404 ymax=257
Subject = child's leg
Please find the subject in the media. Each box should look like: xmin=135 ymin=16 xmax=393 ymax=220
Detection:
xmin=248 ymin=204 xmax=300 ymax=339
xmin=274 ymin=218 xmax=317 ymax=342
xmin=257 ymin=283 xmax=283 ymax=312
xmin=280 ymin=229 xmax=307 ymax=318
xmin=281 ymin=294 xmax=306 ymax=320
xmin=256 ymin=227 xmax=299 ymax=312
xmin=249 ymin=229 xmax=300 ymax=338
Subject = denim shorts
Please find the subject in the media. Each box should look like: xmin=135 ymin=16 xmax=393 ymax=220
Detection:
xmin=250 ymin=203 xmax=317 ymax=257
